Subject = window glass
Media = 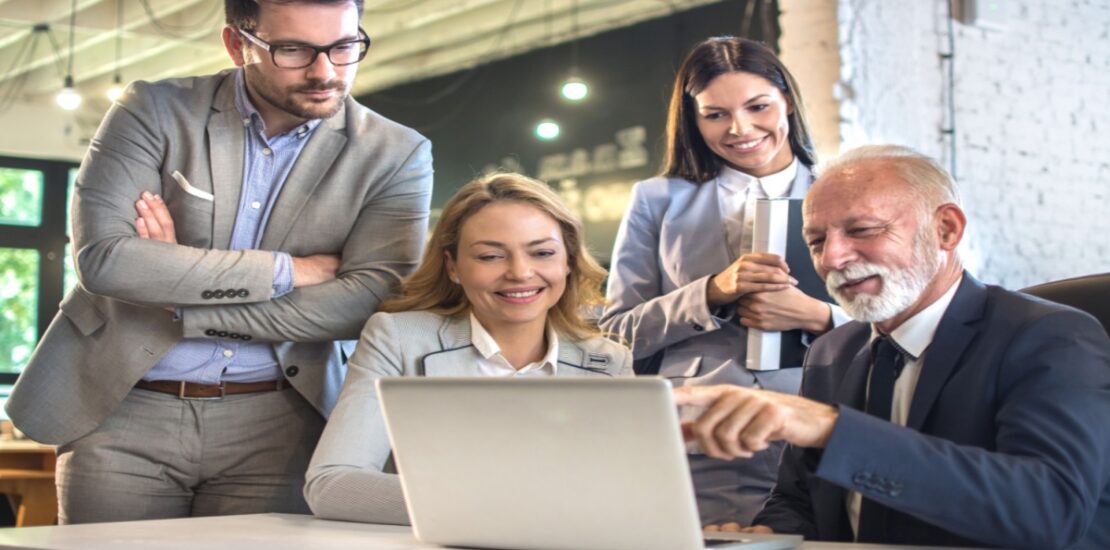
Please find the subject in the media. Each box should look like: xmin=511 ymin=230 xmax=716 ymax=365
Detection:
xmin=0 ymin=168 xmax=44 ymax=227
xmin=63 ymin=243 xmax=78 ymax=297
xmin=0 ymin=248 xmax=39 ymax=374
xmin=65 ymin=168 xmax=78 ymax=296
xmin=66 ymin=167 xmax=76 ymax=234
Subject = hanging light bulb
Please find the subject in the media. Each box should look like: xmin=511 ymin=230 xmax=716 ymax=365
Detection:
xmin=56 ymin=0 xmax=81 ymax=111
xmin=106 ymin=75 xmax=125 ymax=102
xmin=56 ymin=75 xmax=82 ymax=110
xmin=535 ymin=119 xmax=561 ymax=141
xmin=558 ymin=0 xmax=589 ymax=103
xmin=106 ymin=0 xmax=126 ymax=103
xmin=560 ymin=76 xmax=588 ymax=102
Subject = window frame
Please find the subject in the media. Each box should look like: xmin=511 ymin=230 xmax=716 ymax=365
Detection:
xmin=0 ymin=155 xmax=79 ymax=385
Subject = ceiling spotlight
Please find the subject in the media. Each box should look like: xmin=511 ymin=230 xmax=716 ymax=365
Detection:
xmin=535 ymin=119 xmax=560 ymax=141
xmin=56 ymin=75 xmax=82 ymax=110
xmin=57 ymin=0 xmax=81 ymax=111
xmin=107 ymin=0 xmax=125 ymax=103
xmin=106 ymin=75 xmax=125 ymax=102
xmin=560 ymin=76 xmax=589 ymax=102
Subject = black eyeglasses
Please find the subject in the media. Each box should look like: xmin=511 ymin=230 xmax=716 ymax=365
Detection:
xmin=238 ymin=27 xmax=371 ymax=69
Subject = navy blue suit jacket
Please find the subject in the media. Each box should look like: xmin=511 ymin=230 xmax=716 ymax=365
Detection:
xmin=753 ymin=275 xmax=1110 ymax=549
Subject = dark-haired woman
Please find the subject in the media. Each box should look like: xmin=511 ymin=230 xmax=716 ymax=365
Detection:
xmin=600 ymin=36 xmax=847 ymax=525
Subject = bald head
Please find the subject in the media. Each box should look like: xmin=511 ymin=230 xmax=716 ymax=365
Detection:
xmin=802 ymin=145 xmax=967 ymax=332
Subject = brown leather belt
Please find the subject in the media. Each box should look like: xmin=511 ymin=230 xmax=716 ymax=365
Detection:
xmin=135 ymin=379 xmax=286 ymax=400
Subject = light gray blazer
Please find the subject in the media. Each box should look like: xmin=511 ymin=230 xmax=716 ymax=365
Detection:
xmin=599 ymin=166 xmax=815 ymax=394
xmin=304 ymin=310 xmax=633 ymax=525
xmin=6 ymin=70 xmax=433 ymax=445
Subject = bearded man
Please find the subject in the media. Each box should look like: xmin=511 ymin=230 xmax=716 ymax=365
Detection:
xmin=675 ymin=145 xmax=1110 ymax=549
xmin=6 ymin=0 xmax=432 ymax=523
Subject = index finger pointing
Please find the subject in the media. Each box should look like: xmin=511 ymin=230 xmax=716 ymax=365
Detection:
xmin=673 ymin=385 xmax=728 ymax=407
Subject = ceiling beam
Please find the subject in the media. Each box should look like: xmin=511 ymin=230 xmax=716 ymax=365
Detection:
xmin=2 ymin=0 xmax=725 ymax=106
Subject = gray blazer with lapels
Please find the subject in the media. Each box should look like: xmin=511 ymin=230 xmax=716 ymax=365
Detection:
xmin=304 ymin=310 xmax=633 ymax=525
xmin=600 ymin=165 xmax=815 ymax=393
xmin=6 ymin=70 xmax=433 ymax=445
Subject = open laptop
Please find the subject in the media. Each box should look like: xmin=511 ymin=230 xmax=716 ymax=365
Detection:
xmin=377 ymin=377 xmax=801 ymax=550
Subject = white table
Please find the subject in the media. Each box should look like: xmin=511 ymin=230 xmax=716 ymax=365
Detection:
xmin=0 ymin=513 xmax=969 ymax=550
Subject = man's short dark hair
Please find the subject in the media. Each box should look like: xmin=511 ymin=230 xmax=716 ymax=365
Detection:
xmin=226 ymin=0 xmax=365 ymax=31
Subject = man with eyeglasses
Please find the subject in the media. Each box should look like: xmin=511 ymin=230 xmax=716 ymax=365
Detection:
xmin=6 ymin=0 xmax=432 ymax=524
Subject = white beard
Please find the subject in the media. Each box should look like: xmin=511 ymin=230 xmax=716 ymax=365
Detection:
xmin=824 ymin=233 xmax=941 ymax=323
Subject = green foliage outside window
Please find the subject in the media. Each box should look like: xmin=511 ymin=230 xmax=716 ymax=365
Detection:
xmin=0 ymin=168 xmax=43 ymax=227
xmin=65 ymin=169 xmax=78 ymax=296
xmin=0 ymin=248 xmax=38 ymax=374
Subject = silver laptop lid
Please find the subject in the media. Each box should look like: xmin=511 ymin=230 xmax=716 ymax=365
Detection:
xmin=377 ymin=377 xmax=798 ymax=550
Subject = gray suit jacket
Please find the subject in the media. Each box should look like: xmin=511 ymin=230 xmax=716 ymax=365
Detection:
xmin=6 ymin=70 xmax=433 ymax=445
xmin=599 ymin=166 xmax=814 ymax=393
xmin=304 ymin=310 xmax=633 ymax=525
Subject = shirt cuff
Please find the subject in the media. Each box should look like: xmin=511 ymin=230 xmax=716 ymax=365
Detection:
xmin=829 ymin=303 xmax=853 ymax=328
xmin=272 ymin=252 xmax=294 ymax=298
xmin=710 ymin=305 xmax=735 ymax=324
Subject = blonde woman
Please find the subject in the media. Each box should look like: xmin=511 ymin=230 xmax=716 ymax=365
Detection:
xmin=304 ymin=173 xmax=632 ymax=524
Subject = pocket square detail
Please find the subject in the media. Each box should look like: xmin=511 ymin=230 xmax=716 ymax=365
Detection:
xmin=171 ymin=170 xmax=214 ymax=202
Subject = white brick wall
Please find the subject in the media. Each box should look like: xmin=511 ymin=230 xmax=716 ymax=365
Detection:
xmin=786 ymin=0 xmax=1110 ymax=288
xmin=942 ymin=0 xmax=1110 ymax=288
xmin=780 ymin=0 xmax=842 ymax=161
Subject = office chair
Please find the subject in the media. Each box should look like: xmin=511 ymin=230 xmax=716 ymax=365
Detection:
xmin=1021 ymin=272 xmax=1110 ymax=335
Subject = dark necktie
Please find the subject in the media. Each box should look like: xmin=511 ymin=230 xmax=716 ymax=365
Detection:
xmin=857 ymin=335 xmax=905 ymax=543
xmin=865 ymin=336 xmax=904 ymax=420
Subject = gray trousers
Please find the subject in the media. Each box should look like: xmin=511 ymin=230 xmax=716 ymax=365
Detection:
xmin=56 ymin=386 xmax=324 ymax=524
xmin=690 ymin=440 xmax=785 ymax=526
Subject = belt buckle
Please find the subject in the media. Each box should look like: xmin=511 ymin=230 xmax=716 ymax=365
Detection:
xmin=177 ymin=381 xmax=225 ymax=400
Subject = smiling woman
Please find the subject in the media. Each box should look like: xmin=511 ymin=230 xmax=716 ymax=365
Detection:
xmin=302 ymin=173 xmax=633 ymax=525
xmin=599 ymin=36 xmax=847 ymax=526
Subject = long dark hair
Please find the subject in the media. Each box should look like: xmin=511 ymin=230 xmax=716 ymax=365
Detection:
xmin=661 ymin=36 xmax=816 ymax=183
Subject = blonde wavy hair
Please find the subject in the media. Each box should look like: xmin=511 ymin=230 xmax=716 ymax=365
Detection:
xmin=380 ymin=173 xmax=608 ymax=341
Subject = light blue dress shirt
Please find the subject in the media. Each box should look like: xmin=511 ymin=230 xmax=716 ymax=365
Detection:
xmin=143 ymin=69 xmax=322 ymax=384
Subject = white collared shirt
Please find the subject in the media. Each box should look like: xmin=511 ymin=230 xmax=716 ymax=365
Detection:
xmin=847 ymin=276 xmax=963 ymax=538
xmin=716 ymin=159 xmax=798 ymax=257
xmin=469 ymin=313 xmax=559 ymax=377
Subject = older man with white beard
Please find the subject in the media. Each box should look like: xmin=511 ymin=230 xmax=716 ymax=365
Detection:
xmin=675 ymin=145 xmax=1110 ymax=550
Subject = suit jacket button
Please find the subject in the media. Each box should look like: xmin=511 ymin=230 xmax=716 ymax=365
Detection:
xmin=693 ymin=323 xmax=704 ymax=332
xmin=217 ymin=331 xmax=229 ymax=338
xmin=238 ymin=289 xmax=250 ymax=298
xmin=212 ymin=289 xmax=226 ymax=299
xmin=285 ymin=365 xmax=299 ymax=377
xmin=241 ymin=334 xmax=252 ymax=341
xmin=228 ymin=333 xmax=240 ymax=340
xmin=225 ymin=288 xmax=237 ymax=298
xmin=852 ymin=472 xmax=870 ymax=485
xmin=201 ymin=290 xmax=213 ymax=299
xmin=205 ymin=329 xmax=218 ymax=336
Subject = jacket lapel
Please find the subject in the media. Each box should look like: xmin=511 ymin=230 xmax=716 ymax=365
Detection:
xmin=688 ymin=179 xmax=735 ymax=267
xmin=834 ymin=345 xmax=871 ymax=411
xmin=420 ymin=315 xmax=484 ymax=377
xmin=259 ymin=102 xmax=348 ymax=250
xmin=906 ymin=274 xmax=986 ymax=429
xmin=207 ymin=75 xmax=245 ymax=249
